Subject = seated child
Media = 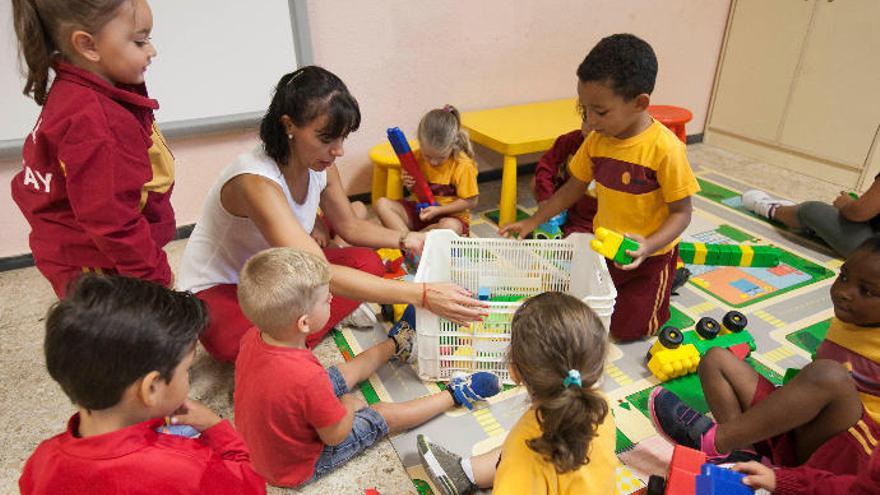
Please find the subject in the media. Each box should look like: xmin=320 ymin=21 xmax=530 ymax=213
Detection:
xmin=374 ymin=105 xmax=479 ymax=236
xmin=500 ymin=34 xmax=699 ymax=341
xmin=415 ymin=292 xmax=617 ymax=495
xmin=233 ymin=247 xmax=501 ymax=487
xmin=742 ymin=178 xmax=880 ymax=258
xmin=734 ymin=445 xmax=879 ymax=494
xmin=19 ymin=275 xmax=265 ymax=494
xmin=650 ymin=236 xmax=880 ymax=489
xmin=532 ymin=127 xmax=598 ymax=234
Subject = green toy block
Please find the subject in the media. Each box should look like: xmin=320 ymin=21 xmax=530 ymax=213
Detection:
xmin=679 ymin=242 xmax=696 ymax=263
xmin=727 ymin=244 xmax=743 ymax=266
xmin=690 ymin=330 xmax=756 ymax=356
xmin=783 ymin=367 xmax=801 ymax=384
xmin=750 ymin=245 xmax=781 ymax=267
xmin=614 ymin=237 xmax=640 ymax=265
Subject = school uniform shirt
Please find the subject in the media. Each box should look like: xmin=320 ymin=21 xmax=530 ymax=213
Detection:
xmin=816 ymin=317 xmax=880 ymax=424
xmin=10 ymin=60 xmax=175 ymax=289
xmin=411 ymin=150 xmax=479 ymax=224
xmin=774 ymin=444 xmax=880 ymax=495
xmin=19 ymin=414 xmax=266 ymax=494
xmin=234 ymin=327 xmax=347 ymax=486
xmin=568 ymin=120 xmax=699 ymax=255
xmin=493 ymin=406 xmax=618 ymax=495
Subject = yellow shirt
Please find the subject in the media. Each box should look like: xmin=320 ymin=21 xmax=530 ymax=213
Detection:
xmin=493 ymin=407 xmax=618 ymax=495
xmin=816 ymin=317 xmax=880 ymax=423
xmin=568 ymin=120 xmax=699 ymax=255
xmin=411 ymin=150 xmax=479 ymax=224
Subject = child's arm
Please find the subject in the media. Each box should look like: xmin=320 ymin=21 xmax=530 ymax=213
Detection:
xmin=619 ymin=196 xmax=693 ymax=270
xmin=419 ymin=196 xmax=479 ymax=222
xmin=310 ymin=214 xmax=331 ymax=248
xmin=315 ymin=394 xmax=367 ymax=446
xmin=833 ymin=177 xmax=880 ymax=222
xmin=171 ymin=399 xmax=266 ymax=494
xmin=499 ymin=176 xmax=588 ymax=238
xmin=736 ymin=460 xmax=867 ymax=495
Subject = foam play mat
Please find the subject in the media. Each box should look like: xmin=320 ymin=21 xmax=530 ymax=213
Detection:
xmin=334 ymin=166 xmax=840 ymax=494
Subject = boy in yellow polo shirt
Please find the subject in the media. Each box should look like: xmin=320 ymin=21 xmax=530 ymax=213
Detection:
xmin=501 ymin=33 xmax=699 ymax=341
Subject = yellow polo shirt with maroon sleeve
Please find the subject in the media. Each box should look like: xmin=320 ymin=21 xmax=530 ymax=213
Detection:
xmin=568 ymin=120 xmax=699 ymax=255
xmin=411 ymin=150 xmax=479 ymax=224
xmin=493 ymin=407 xmax=617 ymax=495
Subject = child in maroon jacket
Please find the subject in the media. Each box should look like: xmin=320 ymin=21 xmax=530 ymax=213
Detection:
xmin=19 ymin=275 xmax=265 ymax=495
xmin=10 ymin=0 xmax=175 ymax=296
xmin=531 ymin=127 xmax=598 ymax=234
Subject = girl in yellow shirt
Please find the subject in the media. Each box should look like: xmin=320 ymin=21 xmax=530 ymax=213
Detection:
xmin=417 ymin=292 xmax=618 ymax=495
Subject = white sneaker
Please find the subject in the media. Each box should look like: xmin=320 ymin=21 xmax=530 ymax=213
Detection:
xmin=741 ymin=189 xmax=794 ymax=219
xmin=339 ymin=303 xmax=378 ymax=329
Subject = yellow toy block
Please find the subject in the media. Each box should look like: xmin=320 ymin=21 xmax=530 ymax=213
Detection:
xmin=739 ymin=245 xmax=754 ymax=267
xmin=693 ymin=242 xmax=708 ymax=265
xmin=392 ymin=303 xmax=407 ymax=322
xmin=376 ymin=248 xmax=403 ymax=262
xmin=591 ymin=227 xmax=623 ymax=259
xmin=647 ymin=344 xmax=701 ymax=382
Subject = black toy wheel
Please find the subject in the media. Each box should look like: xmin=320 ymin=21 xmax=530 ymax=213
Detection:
xmin=658 ymin=326 xmax=683 ymax=349
xmin=722 ymin=310 xmax=748 ymax=333
xmin=695 ymin=317 xmax=721 ymax=340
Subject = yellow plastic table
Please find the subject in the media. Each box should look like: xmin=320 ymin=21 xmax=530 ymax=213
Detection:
xmin=369 ymin=139 xmax=419 ymax=204
xmin=461 ymin=98 xmax=581 ymax=226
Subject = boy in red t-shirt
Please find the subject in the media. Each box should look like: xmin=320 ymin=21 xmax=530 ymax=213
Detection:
xmin=233 ymin=248 xmax=502 ymax=487
xmin=19 ymin=275 xmax=265 ymax=495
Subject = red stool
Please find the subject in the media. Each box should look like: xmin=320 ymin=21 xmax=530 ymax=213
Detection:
xmin=648 ymin=105 xmax=692 ymax=143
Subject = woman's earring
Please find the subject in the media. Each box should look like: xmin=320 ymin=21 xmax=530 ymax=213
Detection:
xmin=288 ymin=134 xmax=293 ymax=140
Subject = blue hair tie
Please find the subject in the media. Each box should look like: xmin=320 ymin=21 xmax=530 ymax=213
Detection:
xmin=562 ymin=369 xmax=582 ymax=388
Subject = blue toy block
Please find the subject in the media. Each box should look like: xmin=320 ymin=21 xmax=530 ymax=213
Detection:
xmin=477 ymin=287 xmax=490 ymax=301
xmin=695 ymin=464 xmax=753 ymax=494
xmin=156 ymin=424 xmax=200 ymax=438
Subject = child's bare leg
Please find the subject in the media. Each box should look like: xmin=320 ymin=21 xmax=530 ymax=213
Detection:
xmin=334 ymin=339 xmax=396 ymax=390
xmin=772 ymin=204 xmax=803 ymax=229
xmin=468 ymin=447 xmax=502 ymax=488
xmin=374 ymin=197 xmax=411 ymax=232
xmin=711 ymin=358 xmax=862 ymax=461
xmin=422 ymin=217 xmax=465 ymax=235
xmin=698 ymin=347 xmax=763 ymax=423
xmin=372 ymin=391 xmax=455 ymax=433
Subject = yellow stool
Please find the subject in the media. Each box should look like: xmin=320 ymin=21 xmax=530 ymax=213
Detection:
xmin=369 ymin=139 xmax=419 ymax=204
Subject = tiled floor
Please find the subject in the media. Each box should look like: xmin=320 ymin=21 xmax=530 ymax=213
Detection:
xmin=0 ymin=143 xmax=849 ymax=494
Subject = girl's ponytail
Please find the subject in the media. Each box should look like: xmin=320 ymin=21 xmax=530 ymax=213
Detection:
xmin=12 ymin=0 xmax=55 ymax=105
xmin=418 ymin=104 xmax=474 ymax=159
xmin=508 ymin=292 xmax=610 ymax=473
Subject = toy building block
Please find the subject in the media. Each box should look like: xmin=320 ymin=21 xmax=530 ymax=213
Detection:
xmin=727 ymin=343 xmax=751 ymax=361
xmin=666 ymin=445 xmax=707 ymax=495
xmin=783 ymin=367 xmax=801 ymax=384
xmin=647 ymin=343 xmax=701 ymax=382
xmin=477 ymin=287 xmax=491 ymax=301
xmin=376 ymin=248 xmax=405 ymax=278
xmin=695 ymin=464 xmax=754 ymax=494
xmin=387 ymin=127 xmax=437 ymax=209
xmin=532 ymin=211 xmax=568 ymax=240
xmin=678 ymin=242 xmax=780 ymax=268
xmin=591 ymin=227 xmax=640 ymax=265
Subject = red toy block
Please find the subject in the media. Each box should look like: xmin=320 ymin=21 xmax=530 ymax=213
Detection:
xmin=727 ymin=343 xmax=751 ymax=361
xmin=666 ymin=445 xmax=707 ymax=495
xmin=364 ymin=489 xmax=381 ymax=495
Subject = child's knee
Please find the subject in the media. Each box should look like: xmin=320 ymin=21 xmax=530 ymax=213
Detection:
xmin=374 ymin=197 xmax=392 ymax=212
xmin=351 ymin=201 xmax=368 ymax=219
xmin=437 ymin=217 xmax=464 ymax=234
xmin=800 ymin=359 xmax=855 ymax=390
xmin=697 ymin=346 xmax=735 ymax=377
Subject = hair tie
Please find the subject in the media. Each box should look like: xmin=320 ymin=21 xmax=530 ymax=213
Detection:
xmin=442 ymin=104 xmax=453 ymax=113
xmin=562 ymin=369 xmax=582 ymax=388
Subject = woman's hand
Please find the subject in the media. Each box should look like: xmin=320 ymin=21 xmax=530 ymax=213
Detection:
xmin=311 ymin=217 xmax=331 ymax=248
xmin=423 ymin=283 xmax=489 ymax=325
xmin=401 ymin=170 xmax=416 ymax=190
xmin=732 ymin=461 xmax=776 ymax=492
xmin=168 ymin=399 xmax=222 ymax=432
xmin=403 ymin=231 xmax=426 ymax=255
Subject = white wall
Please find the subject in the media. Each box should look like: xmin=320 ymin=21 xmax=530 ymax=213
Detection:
xmin=0 ymin=0 xmax=731 ymax=258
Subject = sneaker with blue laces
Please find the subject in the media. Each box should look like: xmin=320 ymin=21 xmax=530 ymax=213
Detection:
xmin=388 ymin=304 xmax=417 ymax=364
xmin=649 ymin=387 xmax=715 ymax=451
xmin=447 ymin=371 xmax=501 ymax=410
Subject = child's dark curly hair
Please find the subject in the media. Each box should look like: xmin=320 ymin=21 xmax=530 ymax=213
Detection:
xmin=507 ymin=292 xmax=610 ymax=473
xmin=577 ymin=33 xmax=658 ymax=100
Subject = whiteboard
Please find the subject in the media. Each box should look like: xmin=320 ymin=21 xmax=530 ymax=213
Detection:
xmin=0 ymin=1 xmax=297 ymax=145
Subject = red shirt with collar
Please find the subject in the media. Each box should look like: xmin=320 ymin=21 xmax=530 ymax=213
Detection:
xmin=19 ymin=414 xmax=266 ymax=494
xmin=11 ymin=60 xmax=175 ymax=294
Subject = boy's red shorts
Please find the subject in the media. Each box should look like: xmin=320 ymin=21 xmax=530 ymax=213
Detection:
xmin=399 ymin=200 xmax=469 ymax=235
xmin=751 ymin=375 xmax=879 ymax=475
xmin=606 ymin=245 xmax=678 ymax=341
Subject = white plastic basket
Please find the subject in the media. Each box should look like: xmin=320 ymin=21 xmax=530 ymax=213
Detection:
xmin=414 ymin=230 xmax=616 ymax=384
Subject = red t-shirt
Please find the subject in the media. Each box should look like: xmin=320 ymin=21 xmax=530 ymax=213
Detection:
xmin=19 ymin=414 xmax=265 ymax=494
xmin=234 ymin=327 xmax=347 ymax=486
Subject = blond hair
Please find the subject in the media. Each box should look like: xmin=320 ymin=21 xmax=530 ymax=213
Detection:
xmin=417 ymin=104 xmax=474 ymax=159
xmin=238 ymin=248 xmax=331 ymax=335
